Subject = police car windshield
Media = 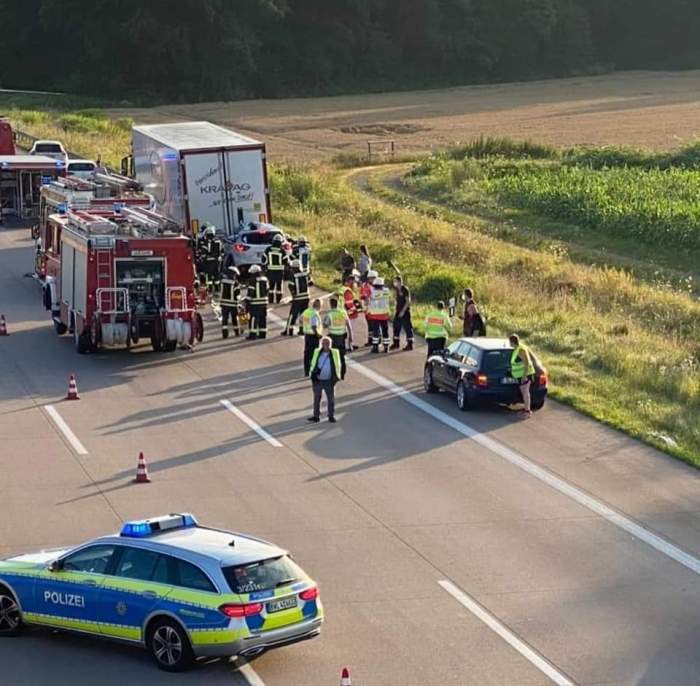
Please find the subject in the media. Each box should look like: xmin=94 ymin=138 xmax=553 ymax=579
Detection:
xmin=223 ymin=556 xmax=303 ymax=594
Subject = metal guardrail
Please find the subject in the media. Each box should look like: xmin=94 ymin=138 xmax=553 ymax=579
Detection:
xmin=13 ymin=127 xmax=86 ymax=161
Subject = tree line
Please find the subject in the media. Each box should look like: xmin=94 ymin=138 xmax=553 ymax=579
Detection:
xmin=1 ymin=0 xmax=699 ymax=102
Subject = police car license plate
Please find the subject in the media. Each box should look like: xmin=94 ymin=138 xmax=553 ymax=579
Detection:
xmin=267 ymin=597 xmax=297 ymax=613
xmin=501 ymin=377 xmax=518 ymax=385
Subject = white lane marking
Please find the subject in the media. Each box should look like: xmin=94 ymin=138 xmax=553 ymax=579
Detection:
xmin=348 ymin=359 xmax=700 ymax=576
xmin=439 ymin=580 xmax=576 ymax=686
xmin=237 ymin=662 xmax=267 ymax=686
xmin=44 ymin=404 xmax=88 ymax=456
xmin=220 ymin=399 xmax=282 ymax=448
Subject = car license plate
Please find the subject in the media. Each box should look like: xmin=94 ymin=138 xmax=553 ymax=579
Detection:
xmin=267 ymin=597 xmax=297 ymax=613
xmin=501 ymin=377 xmax=518 ymax=385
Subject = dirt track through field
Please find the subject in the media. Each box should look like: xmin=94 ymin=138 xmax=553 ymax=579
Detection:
xmin=108 ymin=70 xmax=700 ymax=161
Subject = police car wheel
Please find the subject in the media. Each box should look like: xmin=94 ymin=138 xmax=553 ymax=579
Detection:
xmin=148 ymin=619 xmax=194 ymax=672
xmin=0 ymin=587 xmax=22 ymax=636
xmin=456 ymin=381 xmax=471 ymax=412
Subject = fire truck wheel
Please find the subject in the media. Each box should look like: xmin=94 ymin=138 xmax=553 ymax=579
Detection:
xmin=195 ymin=313 xmax=204 ymax=342
xmin=151 ymin=318 xmax=165 ymax=352
xmin=91 ymin=317 xmax=102 ymax=350
xmin=163 ymin=339 xmax=177 ymax=353
xmin=53 ymin=319 xmax=67 ymax=336
xmin=74 ymin=329 xmax=91 ymax=355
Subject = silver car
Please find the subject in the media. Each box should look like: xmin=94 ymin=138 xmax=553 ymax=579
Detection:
xmin=230 ymin=223 xmax=288 ymax=272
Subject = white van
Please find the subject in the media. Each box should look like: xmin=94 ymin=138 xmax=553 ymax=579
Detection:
xmin=66 ymin=159 xmax=97 ymax=179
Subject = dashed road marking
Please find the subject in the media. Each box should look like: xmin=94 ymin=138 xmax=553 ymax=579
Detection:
xmin=348 ymin=359 xmax=700 ymax=577
xmin=439 ymin=580 xmax=576 ymax=686
xmin=44 ymin=404 xmax=88 ymax=455
xmin=220 ymin=399 xmax=283 ymax=448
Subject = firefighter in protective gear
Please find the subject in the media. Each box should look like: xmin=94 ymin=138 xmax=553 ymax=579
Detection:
xmin=283 ymin=259 xmax=309 ymax=336
xmin=323 ymin=296 xmax=351 ymax=379
xmin=246 ymin=264 xmax=269 ymax=340
xmin=360 ymin=269 xmax=378 ymax=346
xmin=509 ymin=333 xmax=535 ymax=418
xmin=219 ymin=266 xmax=241 ymax=339
xmin=424 ymin=301 xmax=452 ymax=358
xmin=294 ymin=236 xmax=312 ymax=282
xmin=264 ymin=233 xmax=286 ymax=304
xmin=196 ymin=225 xmax=223 ymax=295
xmin=368 ymin=277 xmax=391 ymax=353
xmin=302 ymin=298 xmax=322 ymax=376
xmin=341 ymin=270 xmax=360 ymax=350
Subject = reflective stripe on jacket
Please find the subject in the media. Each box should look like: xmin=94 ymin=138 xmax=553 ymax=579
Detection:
xmin=325 ymin=308 xmax=348 ymax=336
xmin=424 ymin=310 xmax=450 ymax=338
xmin=249 ymin=277 xmax=269 ymax=305
xmin=368 ymin=288 xmax=390 ymax=319
xmin=219 ymin=279 xmax=240 ymax=306
xmin=310 ymin=347 xmax=341 ymax=381
xmin=302 ymin=308 xmax=319 ymax=335
xmin=266 ymin=247 xmax=285 ymax=270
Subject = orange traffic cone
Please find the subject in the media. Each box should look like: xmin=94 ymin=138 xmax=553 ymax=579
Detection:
xmin=134 ymin=452 xmax=151 ymax=483
xmin=65 ymin=374 xmax=80 ymax=400
xmin=0 ymin=314 xmax=8 ymax=336
xmin=340 ymin=667 xmax=352 ymax=686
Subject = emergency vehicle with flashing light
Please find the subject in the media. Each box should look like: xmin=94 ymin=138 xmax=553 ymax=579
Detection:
xmin=42 ymin=207 xmax=203 ymax=353
xmin=0 ymin=514 xmax=323 ymax=672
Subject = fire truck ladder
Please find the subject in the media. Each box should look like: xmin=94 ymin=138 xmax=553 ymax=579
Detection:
xmin=96 ymin=250 xmax=115 ymax=311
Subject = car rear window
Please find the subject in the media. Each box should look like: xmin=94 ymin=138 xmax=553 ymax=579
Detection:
xmin=68 ymin=162 xmax=95 ymax=172
xmin=36 ymin=143 xmax=62 ymax=153
xmin=242 ymin=231 xmax=281 ymax=246
xmin=481 ymin=349 xmax=513 ymax=373
xmin=223 ymin=556 xmax=304 ymax=594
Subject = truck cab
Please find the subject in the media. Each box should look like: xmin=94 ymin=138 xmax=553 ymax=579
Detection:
xmin=0 ymin=118 xmax=16 ymax=155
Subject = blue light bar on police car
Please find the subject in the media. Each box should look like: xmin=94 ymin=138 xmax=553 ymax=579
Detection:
xmin=120 ymin=513 xmax=198 ymax=538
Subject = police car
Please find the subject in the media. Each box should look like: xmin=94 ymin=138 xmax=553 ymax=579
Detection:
xmin=0 ymin=514 xmax=323 ymax=671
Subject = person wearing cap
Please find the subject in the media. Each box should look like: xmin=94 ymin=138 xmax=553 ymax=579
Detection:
xmin=424 ymin=300 xmax=452 ymax=357
xmin=264 ymin=233 xmax=286 ymax=305
xmin=219 ymin=266 xmax=241 ymax=339
xmin=283 ymin=259 xmax=310 ymax=336
xmin=360 ymin=269 xmax=378 ymax=346
xmin=368 ymin=276 xmax=391 ymax=353
xmin=246 ymin=264 xmax=269 ymax=340
xmin=308 ymin=336 xmax=342 ymax=423
xmin=323 ymin=296 xmax=351 ymax=379
xmin=301 ymin=298 xmax=322 ymax=376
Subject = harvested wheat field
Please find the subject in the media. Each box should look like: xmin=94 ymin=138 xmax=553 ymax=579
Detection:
xmin=108 ymin=70 xmax=700 ymax=161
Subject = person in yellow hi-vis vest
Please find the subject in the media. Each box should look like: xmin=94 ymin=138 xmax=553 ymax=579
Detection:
xmin=308 ymin=337 xmax=343 ymax=423
xmin=509 ymin=333 xmax=536 ymax=418
xmin=323 ymin=296 xmax=351 ymax=379
xmin=424 ymin=300 xmax=452 ymax=358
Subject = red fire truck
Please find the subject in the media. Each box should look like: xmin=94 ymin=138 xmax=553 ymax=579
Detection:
xmin=34 ymin=173 xmax=153 ymax=280
xmin=43 ymin=207 xmax=203 ymax=354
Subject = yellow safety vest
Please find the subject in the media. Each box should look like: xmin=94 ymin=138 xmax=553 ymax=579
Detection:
xmin=510 ymin=344 xmax=535 ymax=379
xmin=368 ymin=288 xmax=390 ymax=316
xmin=326 ymin=308 xmax=348 ymax=336
xmin=310 ymin=347 xmax=341 ymax=379
xmin=302 ymin=307 xmax=319 ymax=335
xmin=425 ymin=310 xmax=450 ymax=339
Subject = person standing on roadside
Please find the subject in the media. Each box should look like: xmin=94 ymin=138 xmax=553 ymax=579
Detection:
xmin=360 ymin=269 xmax=378 ymax=346
xmin=302 ymin=298 xmax=322 ymax=376
xmin=368 ymin=277 xmax=391 ymax=353
xmin=308 ymin=336 xmax=342 ymax=424
xmin=323 ymin=296 xmax=351 ymax=379
xmin=461 ymin=288 xmax=486 ymax=337
xmin=283 ymin=259 xmax=309 ymax=336
xmin=358 ymin=244 xmax=372 ymax=282
xmin=390 ymin=275 xmax=413 ymax=351
xmin=509 ymin=333 xmax=535 ymax=418
xmin=341 ymin=271 xmax=360 ymax=350
xmin=339 ymin=248 xmax=356 ymax=283
xmin=424 ymin=300 xmax=451 ymax=357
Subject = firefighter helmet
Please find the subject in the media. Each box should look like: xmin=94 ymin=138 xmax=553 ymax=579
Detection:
xmin=367 ymin=269 xmax=378 ymax=280
xmin=227 ymin=266 xmax=240 ymax=276
xmin=249 ymin=264 xmax=262 ymax=275
xmin=272 ymin=234 xmax=283 ymax=245
xmin=374 ymin=277 xmax=385 ymax=287
xmin=204 ymin=226 xmax=217 ymax=237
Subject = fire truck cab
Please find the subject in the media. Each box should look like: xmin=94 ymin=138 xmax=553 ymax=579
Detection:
xmin=44 ymin=207 xmax=203 ymax=354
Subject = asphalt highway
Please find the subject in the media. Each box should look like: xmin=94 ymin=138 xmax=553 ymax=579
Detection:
xmin=1 ymin=219 xmax=699 ymax=685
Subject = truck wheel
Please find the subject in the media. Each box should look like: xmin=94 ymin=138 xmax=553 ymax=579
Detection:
xmin=75 ymin=328 xmax=90 ymax=355
xmin=53 ymin=319 xmax=67 ymax=336
xmin=195 ymin=312 xmax=204 ymax=342
xmin=163 ymin=339 xmax=177 ymax=353
xmin=151 ymin=318 xmax=164 ymax=352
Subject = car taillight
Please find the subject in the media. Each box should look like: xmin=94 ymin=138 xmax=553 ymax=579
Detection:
xmin=299 ymin=587 xmax=318 ymax=601
xmin=219 ymin=602 xmax=263 ymax=618
xmin=538 ymin=371 xmax=548 ymax=386
xmin=234 ymin=244 xmax=249 ymax=253
xmin=475 ymin=373 xmax=488 ymax=388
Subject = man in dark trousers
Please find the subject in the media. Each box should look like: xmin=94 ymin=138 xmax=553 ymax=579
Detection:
xmin=390 ymin=275 xmax=414 ymax=351
xmin=264 ymin=234 xmax=286 ymax=304
xmin=308 ymin=336 xmax=342 ymax=423
xmin=283 ymin=259 xmax=309 ymax=335
xmin=219 ymin=266 xmax=241 ymax=339
xmin=323 ymin=296 xmax=351 ymax=379
xmin=246 ymin=264 xmax=269 ymax=340
xmin=301 ymin=298 xmax=322 ymax=376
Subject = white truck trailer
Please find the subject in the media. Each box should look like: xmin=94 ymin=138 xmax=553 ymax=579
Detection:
xmin=131 ymin=121 xmax=271 ymax=237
